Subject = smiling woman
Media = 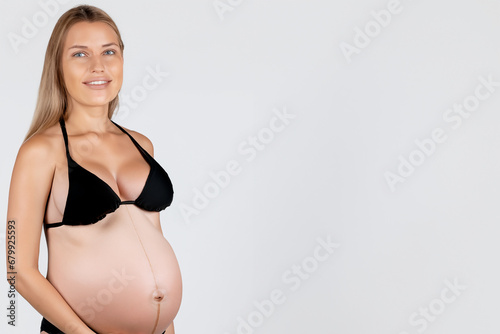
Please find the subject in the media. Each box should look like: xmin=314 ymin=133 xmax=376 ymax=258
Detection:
xmin=61 ymin=21 xmax=123 ymax=110
xmin=5 ymin=5 xmax=182 ymax=334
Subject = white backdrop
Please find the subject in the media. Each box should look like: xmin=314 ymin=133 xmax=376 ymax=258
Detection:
xmin=1 ymin=0 xmax=500 ymax=333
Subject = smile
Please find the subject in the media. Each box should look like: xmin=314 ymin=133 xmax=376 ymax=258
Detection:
xmin=83 ymin=79 xmax=112 ymax=89
xmin=86 ymin=80 xmax=110 ymax=85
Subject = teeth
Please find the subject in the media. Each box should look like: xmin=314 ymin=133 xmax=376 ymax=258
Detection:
xmin=87 ymin=80 xmax=108 ymax=85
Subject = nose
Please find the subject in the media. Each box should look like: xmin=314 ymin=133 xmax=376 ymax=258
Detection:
xmin=90 ymin=56 xmax=104 ymax=73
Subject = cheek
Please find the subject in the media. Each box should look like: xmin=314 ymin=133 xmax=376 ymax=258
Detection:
xmin=111 ymin=60 xmax=123 ymax=75
xmin=62 ymin=62 xmax=83 ymax=88
xmin=109 ymin=61 xmax=124 ymax=84
xmin=62 ymin=64 xmax=77 ymax=93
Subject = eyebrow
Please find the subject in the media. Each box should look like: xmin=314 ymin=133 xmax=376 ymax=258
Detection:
xmin=68 ymin=42 xmax=119 ymax=50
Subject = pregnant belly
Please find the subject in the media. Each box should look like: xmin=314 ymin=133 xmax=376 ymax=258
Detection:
xmin=46 ymin=211 xmax=182 ymax=334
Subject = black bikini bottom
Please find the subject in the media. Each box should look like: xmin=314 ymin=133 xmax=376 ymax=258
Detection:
xmin=41 ymin=317 xmax=166 ymax=334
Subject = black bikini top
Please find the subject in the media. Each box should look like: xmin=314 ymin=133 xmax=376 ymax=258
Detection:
xmin=44 ymin=118 xmax=174 ymax=229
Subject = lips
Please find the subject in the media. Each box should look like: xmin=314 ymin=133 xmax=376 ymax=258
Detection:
xmin=83 ymin=78 xmax=112 ymax=89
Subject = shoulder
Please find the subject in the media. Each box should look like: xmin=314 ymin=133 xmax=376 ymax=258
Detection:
xmin=12 ymin=123 xmax=63 ymax=183
xmin=17 ymin=124 xmax=62 ymax=166
xmin=118 ymin=125 xmax=154 ymax=157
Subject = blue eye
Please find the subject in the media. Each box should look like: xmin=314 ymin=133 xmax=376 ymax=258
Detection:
xmin=73 ymin=52 xmax=86 ymax=57
xmin=104 ymin=49 xmax=116 ymax=55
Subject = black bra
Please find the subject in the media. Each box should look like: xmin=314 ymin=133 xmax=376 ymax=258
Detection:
xmin=44 ymin=118 xmax=174 ymax=229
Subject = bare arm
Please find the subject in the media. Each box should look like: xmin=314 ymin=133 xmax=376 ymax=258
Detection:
xmin=5 ymin=136 xmax=95 ymax=334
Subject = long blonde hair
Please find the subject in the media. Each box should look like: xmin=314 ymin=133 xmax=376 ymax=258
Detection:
xmin=24 ymin=5 xmax=125 ymax=141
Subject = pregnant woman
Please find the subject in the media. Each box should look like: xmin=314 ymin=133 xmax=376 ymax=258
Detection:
xmin=5 ymin=5 xmax=182 ymax=334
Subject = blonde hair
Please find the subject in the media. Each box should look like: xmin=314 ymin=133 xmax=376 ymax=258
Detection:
xmin=24 ymin=5 xmax=125 ymax=141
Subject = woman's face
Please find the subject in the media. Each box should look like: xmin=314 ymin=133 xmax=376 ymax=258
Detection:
xmin=61 ymin=21 xmax=123 ymax=112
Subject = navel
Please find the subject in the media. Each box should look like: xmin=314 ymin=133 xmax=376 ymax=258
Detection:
xmin=152 ymin=288 xmax=166 ymax=304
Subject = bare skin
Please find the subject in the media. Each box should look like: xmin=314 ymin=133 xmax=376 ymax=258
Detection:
xmin=6 ymin=21 xmax=181 ymax=334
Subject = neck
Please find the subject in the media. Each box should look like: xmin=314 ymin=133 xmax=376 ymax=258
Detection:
xmin=65 ymin=106 xmax=112 ymax=134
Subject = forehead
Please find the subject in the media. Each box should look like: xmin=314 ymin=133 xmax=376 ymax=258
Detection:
xmin=63 ymin=21 xmax=118 ymax=47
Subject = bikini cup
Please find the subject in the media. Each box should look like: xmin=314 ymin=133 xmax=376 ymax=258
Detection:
xmin=44 ymin=118 xmax=174 ymax=229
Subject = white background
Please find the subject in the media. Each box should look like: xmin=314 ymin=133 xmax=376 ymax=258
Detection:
xmin=1 ymin=0 xmax=500 ymax=333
